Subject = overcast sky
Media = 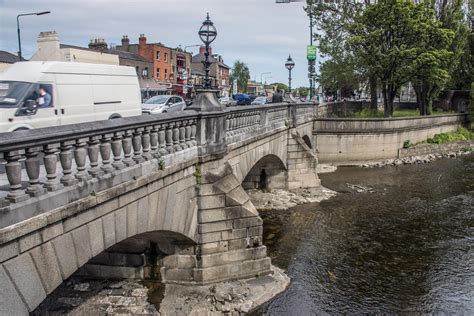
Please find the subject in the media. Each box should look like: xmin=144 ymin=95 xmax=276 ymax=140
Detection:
xmin=0 ymin=0 xmax=317 ymax=87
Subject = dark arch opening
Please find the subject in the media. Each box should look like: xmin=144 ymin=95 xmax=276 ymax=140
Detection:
xmin=33 ymin=230 xmax=195 ymax=314
xmin=302 ymin=135 xmax=312 ymax=148
xmin=242 ymin=154 xmax=287 ymax=191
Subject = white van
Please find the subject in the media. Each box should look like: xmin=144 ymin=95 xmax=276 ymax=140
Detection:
xmin=0 ymin=61 xmax=142 ymax=132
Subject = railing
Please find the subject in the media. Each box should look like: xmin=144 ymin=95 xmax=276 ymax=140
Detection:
xmin=0 ymin=102 xmax=316 ymax=211
xmin=0 ymin=112 xmax=198 ymax=206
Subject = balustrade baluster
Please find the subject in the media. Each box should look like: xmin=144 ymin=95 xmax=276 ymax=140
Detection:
xmin=100 ymin=134 xmax=114 ymax=173
xmin=179 ymin=120 xmax=187 ymax=149
xmin=190 ymin=120 xmax=197 ymax=146
xmin=141 ymin=127 xmax=152 ymax=160
xmin=158 ymin=124 xmax=168 ymax=156
xmin=132 ymin=128 xmax=144 ymax=163
xmin=87 ymin=136 xmax=102 ymax=177
xmin=165 ymin=123 xmax=175 ymax=153
xmin=150 ymin=125 xmax=159 ymax=158
xmin=121 ymin=130 xmax=134 ymax=167
xmin=74 ymin=138 xmax=90 ymax=181
xmin=185 ymin=120 xmax=193 ymax=148
xmin=4 ymin=150 xmax=29 ymax=202
xmin=25 ymin=147 xmax=45 ymax=197
xmin=111 ymin=132 xmax=125 ymax=170
xmin=43 ymin=144 xmax=63 ymax=192
xmin=59 ymin=141 xmax=78 ymax=186
xmin=172 ymin=122 xmax=181 ymax=152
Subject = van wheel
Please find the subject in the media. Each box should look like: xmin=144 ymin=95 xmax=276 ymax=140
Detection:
xmin=109 ymin=114 xmax=122 ymax=119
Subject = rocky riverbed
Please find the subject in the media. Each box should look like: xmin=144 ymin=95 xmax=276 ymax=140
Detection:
xmin=358 ymin=149 xmax=472 ymax=168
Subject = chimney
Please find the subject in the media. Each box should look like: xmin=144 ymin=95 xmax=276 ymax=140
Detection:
xmin=88 ymin=38 xmax=108 ymax=52
xmin=31 ymin=31 xmax=62 ymax=61
xmin=199 ymin=45 xmax=212 ymax=56
xmin=139 ymin=34 xmax=147 ymax=47
xmin=121 ymin=35 xmax=130 ymax=51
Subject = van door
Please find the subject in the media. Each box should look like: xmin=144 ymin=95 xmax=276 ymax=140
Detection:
xmin=11 ymin=83 xmax=59 ymax=130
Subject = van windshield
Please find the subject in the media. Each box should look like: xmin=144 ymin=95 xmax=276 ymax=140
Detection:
xmin=0 ymin=81 xmax=34 ymax=108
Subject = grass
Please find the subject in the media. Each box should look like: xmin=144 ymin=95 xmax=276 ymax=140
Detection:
xmin=351 ymin=108 xmax=454 ymax=118
xmin=426 ymin=127 xmax=474 ymax=144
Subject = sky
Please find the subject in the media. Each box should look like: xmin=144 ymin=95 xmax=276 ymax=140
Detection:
xmin=0 ymin=0 xmax=317 ymax=87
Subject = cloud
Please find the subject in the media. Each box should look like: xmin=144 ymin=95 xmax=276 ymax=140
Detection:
xmin=0 ymin=0 xmax=319 ymax=87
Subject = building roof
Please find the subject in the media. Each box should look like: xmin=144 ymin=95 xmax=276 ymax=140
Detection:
xmin=192 ymin=53 xmax=230 ymax=69
xmin=60 ymin=44 xmax=152 ymax=63
xmin=0 ymin=51 xmax=23 ymax=64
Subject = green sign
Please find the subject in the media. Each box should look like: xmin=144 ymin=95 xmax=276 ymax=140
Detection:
xmin=307 ymin=45 xmax=317 ymax=61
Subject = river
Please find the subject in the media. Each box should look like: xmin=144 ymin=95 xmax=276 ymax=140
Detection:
xmin=261 ymin=155 xmax=474 ymax=314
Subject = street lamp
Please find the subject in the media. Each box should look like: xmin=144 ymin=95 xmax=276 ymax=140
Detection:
xmin=198 ymin=13 xmax=217 ymax=89
xmin=276 ymin=0 xmax=316 ymax=99
xmin=285 ymin=55 xmax=295 ymax=93
xmin=17 ymin=11 xmax=51 ymax=61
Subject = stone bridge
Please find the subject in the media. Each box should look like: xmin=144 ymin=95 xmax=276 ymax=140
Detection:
xmin=0 ymin=92 xmax=318 ymax=314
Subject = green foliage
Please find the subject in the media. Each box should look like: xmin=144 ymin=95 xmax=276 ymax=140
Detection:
xmin=427 ymin=127 xmax=474 ymax=144
xmin=403 ymin=140 xmax=413 ymax=149
xmin=352 ymin=108 xmax=452 ymax=118
xmin=319 ymin=59 xmax=360 ymax=98
xmin=158 ymin=159 xmax=165 ymax=170
xmin=297 ymin=86 xmax=309 ymax=97
xmin=230 ymin=60 xmax=250 ymax=93
xmin=271 ymin=83 xmax=288 ymax=93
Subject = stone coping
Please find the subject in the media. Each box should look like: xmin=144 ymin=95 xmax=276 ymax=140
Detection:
xmin=315 ymin=113 xmax=467 ymax=122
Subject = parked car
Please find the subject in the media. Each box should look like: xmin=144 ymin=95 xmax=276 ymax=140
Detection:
xmin=233 ymin=93 xmax=251 ymax=106
xmin=142 ymin=95 xmax=186 ymax=114
xmin=218 ymin=96 xmax=230 ymax=106
xmin=251 ymin=96 xmax=268 ymax=105
xmin=0 ymin=61 xmax=142 ymax=132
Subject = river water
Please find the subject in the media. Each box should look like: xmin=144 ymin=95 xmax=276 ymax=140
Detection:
xmin=261 ymin=155 xmax=474 ymax=314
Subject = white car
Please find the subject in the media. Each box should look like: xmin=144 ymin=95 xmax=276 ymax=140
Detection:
xmin=142 ymin=95 xmax=186 ymax=114
xmin=251 ymin=96 xmax=268 ymax=105
xmin=218 ymin=96 xmax=230 ymax=106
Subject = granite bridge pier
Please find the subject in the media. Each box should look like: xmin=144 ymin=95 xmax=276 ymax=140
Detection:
xmin=0 ymin=92 xmax=319 ymax=314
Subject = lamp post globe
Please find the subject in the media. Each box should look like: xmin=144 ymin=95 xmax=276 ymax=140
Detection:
xmin=285 ymin=55 xmax=295 ymax=93
xmin=198 ymin=13 xmax=217 ymax=89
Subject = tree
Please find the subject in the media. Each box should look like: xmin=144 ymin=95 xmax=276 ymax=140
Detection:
xmin=297 ymin=87 xmax=309 ymax=98
xmin=348 ymin=0 xmax=453 ymax=117
xmin=230 ymin=60 xmax=250 ymax=93
xmin=310 ymin=1 xmax=375 ymax=108
xmin=271 ymin=83 xmax=288 ymax=93
xmin=411 ymin=2 xmax=454 ymax=115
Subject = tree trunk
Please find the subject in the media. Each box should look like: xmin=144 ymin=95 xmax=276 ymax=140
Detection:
xmin=382 ymin=86 xmax=390 ymax=117
xmin=369 ymin=76 xmax=378 ymax=111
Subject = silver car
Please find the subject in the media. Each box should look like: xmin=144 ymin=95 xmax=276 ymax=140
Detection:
xmin=251 ymin=96 xmax=268 ymax=105
xmin=142 ymin=95 xmax=186 ymax=114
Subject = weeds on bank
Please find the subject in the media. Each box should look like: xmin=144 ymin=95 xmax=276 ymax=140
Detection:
xmin=427 ymin=127 xmax=474 ymax=144
xmin=351 ymin=108 xmax=453 ymax=118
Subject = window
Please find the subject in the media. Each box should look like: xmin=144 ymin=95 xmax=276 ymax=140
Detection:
xmin=142 ymin=67 xmax=148 ymax=78
xmin=157 ymin=68 xmax=161 ymax=78
xmin=135 ymin=66 xmax=139 ymax=75
xmin=164 ymin=69 xmax=168 ymax=80
xmin=164 ymin=52 xmax=168 ymax=62
xmin=156 ymin=51 xmax=160 ymax=60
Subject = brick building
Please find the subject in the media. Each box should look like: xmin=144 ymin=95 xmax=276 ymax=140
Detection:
xmin=191 ymin=46 xmax=230 ymax=97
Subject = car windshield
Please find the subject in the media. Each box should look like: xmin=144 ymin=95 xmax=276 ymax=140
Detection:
xmin=144 ymin=96 xmax=168 ymax=105
xmin=255 ymin=97 xmax=266 ymax=101
xmin=0 ymin=81 xmax=34 ymax=108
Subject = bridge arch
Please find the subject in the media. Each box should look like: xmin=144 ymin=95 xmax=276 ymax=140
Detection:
xmin=242 ymin=154 xmax=287 ymax=190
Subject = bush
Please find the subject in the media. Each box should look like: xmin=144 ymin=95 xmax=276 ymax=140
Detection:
xmin=403 ymin=140 xmax=413 ymax=148
xmin=427 ymin=127 xmax=474 ymax=144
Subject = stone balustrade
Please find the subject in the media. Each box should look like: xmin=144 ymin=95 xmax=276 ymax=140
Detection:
xmin=0 ymin=113 xmax=199 ymax=212
xmin=0 ymin=102 xmax=316 ymax=216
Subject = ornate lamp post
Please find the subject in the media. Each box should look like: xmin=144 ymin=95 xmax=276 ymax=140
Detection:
xmin=285 ymin=55 xmax=295 ymax=93
xmin=198 ymin=13 xmax=217 ymax=89
xmin=17 ymin=11 xmax=51 ymax=61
